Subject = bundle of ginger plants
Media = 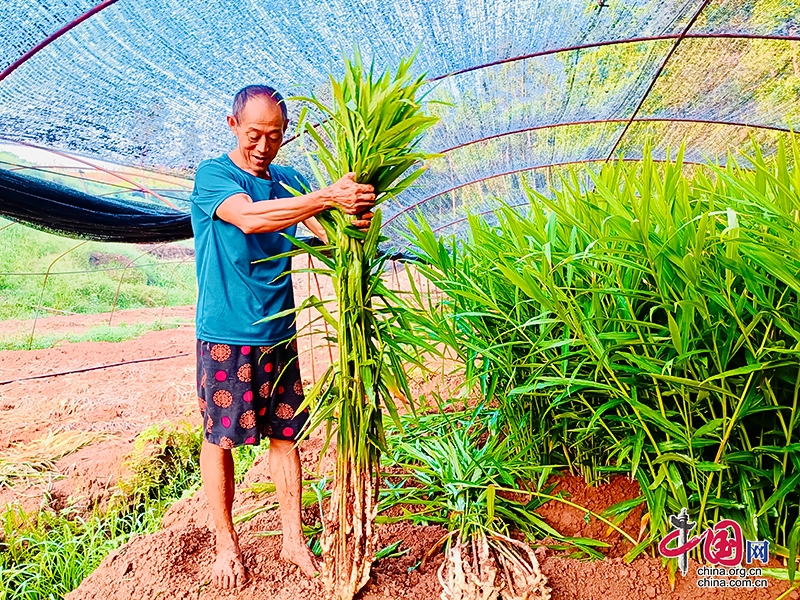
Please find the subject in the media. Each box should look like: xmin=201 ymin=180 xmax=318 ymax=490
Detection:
xmin=288 ymin=50 xmax=439 ymax=600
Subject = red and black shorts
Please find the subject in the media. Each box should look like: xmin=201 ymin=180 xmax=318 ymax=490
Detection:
xmin=196 ymin=339 xmax=308 ymax=449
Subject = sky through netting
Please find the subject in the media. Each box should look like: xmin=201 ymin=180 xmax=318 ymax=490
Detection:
xmin=1 ymin=0 xmax=799 ymax=246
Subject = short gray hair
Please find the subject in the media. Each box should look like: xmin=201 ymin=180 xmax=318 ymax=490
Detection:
xmin=232 ymin=85 xmax=287 ymax=124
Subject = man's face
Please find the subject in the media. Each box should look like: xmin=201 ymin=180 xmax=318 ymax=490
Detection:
xmin=228 ymin=95 xmax=286 ymax=177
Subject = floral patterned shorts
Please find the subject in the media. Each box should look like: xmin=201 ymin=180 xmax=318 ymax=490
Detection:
xmin=196 ymin=339 xmax=308 ymax=448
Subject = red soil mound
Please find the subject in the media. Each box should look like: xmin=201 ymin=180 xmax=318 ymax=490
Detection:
xmin=537 ymin=473 xmax=645 ymax=557
xmin=67 ymin=448 xmax=796 ymax=600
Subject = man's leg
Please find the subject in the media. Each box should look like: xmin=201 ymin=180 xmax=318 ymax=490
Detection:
xmin=269 ymin=438 xmax=317 ymax=577
xmin=200 ymin=440 xmax=247 ymax=588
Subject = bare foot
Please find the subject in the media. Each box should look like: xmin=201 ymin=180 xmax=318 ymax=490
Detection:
xmin=280 ymin=541 xmax=319 ymax=578
xmin=212 ymin=546 xmax=247 ymax=589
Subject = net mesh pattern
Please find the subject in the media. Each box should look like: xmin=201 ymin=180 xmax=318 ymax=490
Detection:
xmin=1 ymin=0 xmax=799 ymax=246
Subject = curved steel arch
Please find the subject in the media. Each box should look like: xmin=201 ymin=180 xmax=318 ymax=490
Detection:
xmin=392 ymin=200 xmax=533 ymax=250
xmin=0 ymin=161 xmax=143 ymax=195
xmin=281 ymin=31 xmax=800 ymax=148
xmin=6 ymin=164 xmax=193 ymax=190
xmin=606 ymin=0 xmax=715 ymax=161
xmin=436 ymin=118 xmax=791 ymax=156
xmin=387 ymin=0 xmax=747 ymax=231
xmin=385 ymin=156 xmax=708 ymax=228
xmin=5 ymin=2 xmax=800 ymax=180
xmin=5 ymin=3 xmax=800 ymax=89
xmin=0 ymin=0 xmax=121 ymax=83
xmin=427 ymin=32 xmax=800 ymax=83
xmin=429 ymin=201 xmax=530 ymax=234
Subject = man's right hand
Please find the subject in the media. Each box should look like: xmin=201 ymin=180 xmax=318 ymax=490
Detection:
xmin=320 ymin=173 xmax=376 ymax=215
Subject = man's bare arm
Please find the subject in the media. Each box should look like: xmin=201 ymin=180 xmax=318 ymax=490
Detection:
xmin=216 ymin=173 xmax=374 ymax=234
xmin=217 ymin=191 xmax=327 ymax=234
xmin=302 ymin=216 xmax=328 ymax=243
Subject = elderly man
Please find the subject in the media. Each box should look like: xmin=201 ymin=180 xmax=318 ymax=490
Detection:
xmin=190 ymin=85 xmax=375 ymax=588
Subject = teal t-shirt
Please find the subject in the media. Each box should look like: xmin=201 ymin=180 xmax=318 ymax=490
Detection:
xmin=190 ymin=154 xmax=308 ymax=345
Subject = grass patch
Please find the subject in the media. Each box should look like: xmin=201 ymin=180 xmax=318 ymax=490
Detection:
xmin=0 ymin=321 xmax=187 ymax=351
xmin=0 ymin=422 xmax=203 ymax=600
xmin=0 ymin=217 xmax=197 ymax=321
xmin=114 ymin=421 xmax=203 ymax=506
xmin=0 ymin=505 xmax=163 ymax=600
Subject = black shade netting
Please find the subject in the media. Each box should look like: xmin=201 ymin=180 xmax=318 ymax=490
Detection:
xmin=0 ymin=167 xmax=418 ymax=262
xmin=0 ymin=167 xmax=193 ymax=243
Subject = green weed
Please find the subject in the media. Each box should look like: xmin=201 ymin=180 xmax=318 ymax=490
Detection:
xmin=114 ymin=421 xmax=202 ymax=506
xmin=233 ymin=443 xmax=269 ymax=484
xmin=0 ymin=504 xmax=165 ymax=600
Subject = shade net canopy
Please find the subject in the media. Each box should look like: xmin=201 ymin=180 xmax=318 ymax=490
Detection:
xmin=1 ymin=0 xmax=799 ymax=247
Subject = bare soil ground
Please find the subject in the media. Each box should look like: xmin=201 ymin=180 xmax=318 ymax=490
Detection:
xmin=0 ymin=305 xmax=196 ymax=340
xmin=0 ymin=298 xmax=796 ymax=599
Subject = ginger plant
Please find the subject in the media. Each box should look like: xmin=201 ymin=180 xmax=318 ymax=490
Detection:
xmin=287 ymin=49 xmax=439 ymax=599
